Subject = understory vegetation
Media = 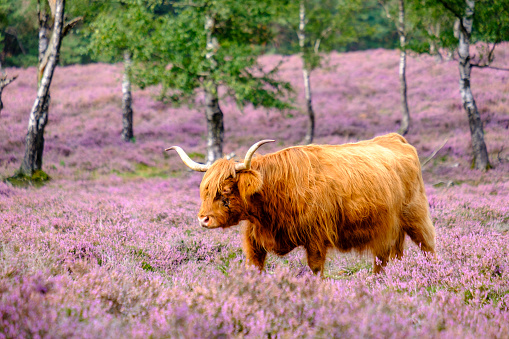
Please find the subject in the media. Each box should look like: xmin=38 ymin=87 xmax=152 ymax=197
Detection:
xmin=1 ymin=46 xmax=508 ymax=337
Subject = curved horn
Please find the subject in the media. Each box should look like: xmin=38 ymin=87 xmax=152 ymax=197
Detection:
xmin=235 ymin=140 xmax=275 ymax=171
xmin=165 ymin=146 xmax=210 ymax=172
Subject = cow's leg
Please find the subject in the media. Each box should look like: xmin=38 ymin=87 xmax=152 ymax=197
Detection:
xmin=390 ymin=230 xmax=405 ymax=260
xmin=305 ymin=245 xmax=326 ymax=275
xmin=405 ymin=222 xmax=436 ymax=258
xmin=372 ymin=245 xmax=392 ymax=274
xmin=402 ymin=202 xmax=436 ymax=256
xmin=242 ymin=231 xmax=267 ymax=271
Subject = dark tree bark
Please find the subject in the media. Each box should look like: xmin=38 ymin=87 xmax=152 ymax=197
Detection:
xmin=397 ymin=0 xmax=410 ymax=136
xmin=121 ymin=51 xmax=134 ymax=142
xmin=20 ymin=0 xmax=65 ymax=176
xmin=458 ymin=0 xmax=490 ymax=170
xmin=298 ymin=0 xmax=315 ymax=145
xmin=204 ymin=13 xmax=224 ymax=164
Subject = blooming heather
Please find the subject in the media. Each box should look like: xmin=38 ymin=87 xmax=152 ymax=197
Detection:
xmin=0 ymin=46 xmax=508 ymax=337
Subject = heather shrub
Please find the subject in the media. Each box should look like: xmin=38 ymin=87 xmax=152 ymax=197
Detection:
xmin=1 ymin=46 xmax=508 ymax=337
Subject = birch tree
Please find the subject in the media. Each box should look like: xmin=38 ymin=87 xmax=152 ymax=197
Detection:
xmin=136 ymin=0 xmax=291 ymax=164
xmin=379 ymin=0 xmax=411 ymax=135
xmin=18 ymin=0 xmax=81 ymax=177
xmin=281 ymin=0 xmax=361 ymax=144
xmin=19 ymin=0 xmax=66 ymax=177
xmin=297 ymin=1 xmax=314 ymax=144
xmin=396 ymin=0 xmax=410 ymax=135
xmin=121 ymin=51 xmax=134 ymax=141
xmin=202 ymin=11 xmax=223 ymax=162
xmin=456 ymin=0 xmax=489 ymax=169
xmin=87 ymin=2 xmax=155 ymax=143
xmin=414 ymin=0 xmax=509 ymax=170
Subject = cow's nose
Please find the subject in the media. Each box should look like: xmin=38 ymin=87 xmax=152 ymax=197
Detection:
xmin=199 ymin=216 xmax=210 ymax=227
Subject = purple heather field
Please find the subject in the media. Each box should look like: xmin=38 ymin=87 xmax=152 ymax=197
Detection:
xmin=1 ymin=45 xmax=509 ymax=338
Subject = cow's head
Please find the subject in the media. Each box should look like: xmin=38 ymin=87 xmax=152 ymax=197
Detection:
xmin=166 ymin=140 xmax=273 ymax=228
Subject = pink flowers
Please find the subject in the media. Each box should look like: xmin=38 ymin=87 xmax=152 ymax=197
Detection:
xmin=1 ymin=45 xmax=508 ymax=337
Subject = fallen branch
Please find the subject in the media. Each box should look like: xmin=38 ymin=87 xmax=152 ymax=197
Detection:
xmin=421 ymin=138 xmax=449 ymax=167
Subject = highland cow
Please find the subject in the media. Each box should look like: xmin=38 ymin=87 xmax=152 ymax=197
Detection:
xmin=167 ymin=133 xmax=436 ymax=274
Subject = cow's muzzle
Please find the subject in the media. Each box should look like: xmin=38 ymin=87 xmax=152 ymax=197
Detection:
xmin=199 ymin=216 xmax=211 ymax=228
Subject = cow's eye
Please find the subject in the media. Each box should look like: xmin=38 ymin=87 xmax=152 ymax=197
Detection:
xmin=221 ymin=197 xmax=230 ymax=207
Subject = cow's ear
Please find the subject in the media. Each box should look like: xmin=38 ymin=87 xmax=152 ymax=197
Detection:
xmin=237 ymin=170 xmax=262 ymax=203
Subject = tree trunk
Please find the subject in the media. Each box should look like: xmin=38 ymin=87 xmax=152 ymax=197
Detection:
xmin=204 ymin=85 xmax=224 ymax=164
xmin=31 ymin=5 xmax=52 ymax=170
xmin=121 ymin=50 xmax=134 ymax=142
xmin=458 ymin=0 xmax=490 ymax=170
xmin=397 ymin=0 xmax=410 ymax=136
xmin=20 ymin=0 xmax=65 ymax=176
xmin=38 ymin=8 xmax=51 ymax=83
xmin=204 ymin=13 xmax=224 ymax=164
xmin=302 ymin=67 xmax=315 ymax=144
xmin=298 ymin=0 xmax=315 ymax=144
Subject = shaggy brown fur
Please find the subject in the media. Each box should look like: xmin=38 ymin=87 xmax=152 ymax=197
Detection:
xmin=197 ymin=133 xmax=436 ymax=274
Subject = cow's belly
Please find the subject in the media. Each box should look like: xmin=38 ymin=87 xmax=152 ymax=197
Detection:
xmin=254 ymin=226 xmax=299 ymax=256
xmin=334 ymin=219 xmax=391 ymax=252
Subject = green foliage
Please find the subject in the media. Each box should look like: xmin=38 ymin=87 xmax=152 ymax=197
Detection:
xmin=1 ymin=0 xmax=419 ymax=67
xmin=59 ymin=33 xmax=95 ymax=65
xmin=0 ymin=2 xmax=9 ymax=52
xmin=408 ymin=0 xmax=509 ymax=56
xmin=278 ymin=0 xmax=366 ymax=71
xmin=133 ymin=0 xmax=292 ymax=111
xmin=0 ymin=0 xmax=38 ymax=67
xmin=218 ymin=248 xmax=243 ymax=276
xmin=473 ymin=0 xmax=509 ymax=44
xmin=405 ymin=0 xmax=454 ymax=54
xmin=0 ymin=0 xmax=96 ymax=67
xmin=141 ymin=261 xmax=156 ymax=272
xmin=87 ymin=2 xmax=158 ymax=63
xmin=349 ymin=1 xmax=398 ymax=50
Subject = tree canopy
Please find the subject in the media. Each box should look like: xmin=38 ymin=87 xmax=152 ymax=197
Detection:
xmin=128 ymin=0 xmax=292 ymax=111
xmin=1 ymin=0 xmax=407 ymax=67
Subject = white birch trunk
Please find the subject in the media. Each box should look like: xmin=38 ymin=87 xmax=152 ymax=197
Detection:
xmin=20 ymin=0 xmax=65 ymax=176
xmin=397 ymin=0 xmax=410 ymax=135
xmin=121 ymin=51 xmax=134 ymax=142
xmin=458 ymin=0 xmax=490 ymax=170
xmin=302 ymin=67 xmax=315 ymax=144
xmin=204 ymin=13 xmax=224 ymax=164
xmin=298 ymin=0 xmax=315 ymax=144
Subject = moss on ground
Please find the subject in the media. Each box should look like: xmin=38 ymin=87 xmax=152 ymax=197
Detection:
xmin=5 ymin=170 xmax=51 ymax=188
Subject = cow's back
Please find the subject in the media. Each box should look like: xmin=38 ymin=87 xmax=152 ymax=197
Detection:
xmin=250 ymin=133 xmax=423 ymax=252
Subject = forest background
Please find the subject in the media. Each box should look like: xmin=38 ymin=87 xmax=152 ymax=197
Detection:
xmin=1 ymin=0 xmax=396 ymax=68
